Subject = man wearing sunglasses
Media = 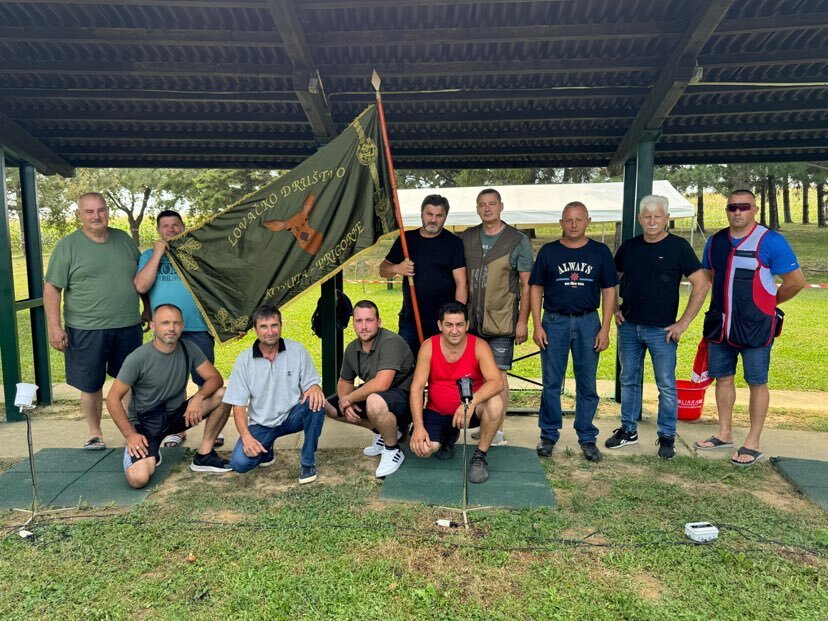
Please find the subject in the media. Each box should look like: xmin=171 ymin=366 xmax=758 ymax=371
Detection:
xmin=696 ymin=190 xmax=805 ymax=466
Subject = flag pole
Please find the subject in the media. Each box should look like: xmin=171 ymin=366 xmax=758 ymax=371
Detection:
xmin=372 ymin=70 xmax=424 ymax=345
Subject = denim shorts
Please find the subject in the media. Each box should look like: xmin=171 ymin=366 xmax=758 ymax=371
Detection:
xmin=479 ymin=335 xmax=514 ymax=370
xmin=707 ymin=340 xmax=773 ymax=385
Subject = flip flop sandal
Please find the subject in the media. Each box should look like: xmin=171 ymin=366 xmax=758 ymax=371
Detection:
xmin=695 ymin=436 xmax=734 ymax=450
xmin=83 ymin=436 xmax=106 ymax=450
xmin=214 ymin=433 xmax=225 ymax=447
xmin=161 ymin=434 xmax=184 ymax=448
xmin=730 ymin=446 xmax=763 ymax=467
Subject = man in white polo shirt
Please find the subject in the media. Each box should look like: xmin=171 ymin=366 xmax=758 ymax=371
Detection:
xmin=224 ymin=304 xmax=326 ymax=484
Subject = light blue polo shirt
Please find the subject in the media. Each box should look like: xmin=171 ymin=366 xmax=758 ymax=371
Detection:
xmin=223 ymin=338 xmax=322 ymax=428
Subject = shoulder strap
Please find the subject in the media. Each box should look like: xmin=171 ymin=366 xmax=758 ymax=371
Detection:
xmin=179 ymin=341 xmax=191 ymax=394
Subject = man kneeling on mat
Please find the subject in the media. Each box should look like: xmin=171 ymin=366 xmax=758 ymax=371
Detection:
xmin=106 ymin=304 xmax=231 ymax=489
xmin=409 ymin=302 xmax=503 ymax=484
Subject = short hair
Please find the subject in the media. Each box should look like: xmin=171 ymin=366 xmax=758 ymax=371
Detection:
xmin=438 ymin=301 xmax=468 ymax=322
xmin=639 ymin=195 xmax=669 ymax=215
xmin=78 ymin=192 xmax=107 ymax=207
xmin=730 ymin=189 xmax=756 ymax=200
xmin=156 ymin=209 xmax=184 ymax=225
xmin=353 ymin=299 xmax=380 ymax=320
xmin=476 ymin=188 xmax=502 ymax=203
xmin=251 ymin=304 xmax=282 ymax=326
xmin=420 ymin=194 xmax=450 ymax=214
xmin=562 ymin=201 xmax=589 ymax=216
xmin=152 ymin=303 xmax=183 ymax=318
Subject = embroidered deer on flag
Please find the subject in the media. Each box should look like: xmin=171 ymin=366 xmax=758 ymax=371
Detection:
xmin=262 ymin=192 xmax=323 ymax=255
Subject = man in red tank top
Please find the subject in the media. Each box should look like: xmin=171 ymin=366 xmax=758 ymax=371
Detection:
xmin=409 ymin=302 xmax=504 ymax=484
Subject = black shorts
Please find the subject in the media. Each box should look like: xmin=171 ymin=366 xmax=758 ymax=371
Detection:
xmin=66 ymin=324 xmax=143 ymax=392
xmin=126 ymin=398 xmax=192 ymax=466
xmin=422 ymin=408 xmax=481 ymax=446
xmin=327 ymin=388 xmax=411 ymax=430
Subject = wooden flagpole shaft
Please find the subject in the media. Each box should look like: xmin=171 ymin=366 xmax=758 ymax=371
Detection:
xmin=372 ymin=71 xmax=425 ymax=344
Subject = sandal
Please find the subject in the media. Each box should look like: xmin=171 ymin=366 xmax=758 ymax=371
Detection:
xmin=695 ymin=436 xmax=734 ymax=450
xmin=730 ymin=446 xmax=763 ymax=467
xmin=214 ymin=433 xmax=225 ymax=448
xmin=83 ymin=436 xmax=106 ymax=450
xmin=161 ymin=433 xmax=185 ymax=448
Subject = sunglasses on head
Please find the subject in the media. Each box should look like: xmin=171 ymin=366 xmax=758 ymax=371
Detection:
xmin=726 ymin=202 xmax=753 ymax=212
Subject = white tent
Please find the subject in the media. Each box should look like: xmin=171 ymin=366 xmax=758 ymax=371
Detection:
xmin=397 ymin=181 xmax=695 ymax=229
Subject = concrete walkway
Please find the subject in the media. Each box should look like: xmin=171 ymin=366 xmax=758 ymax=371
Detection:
xmin=1 ymin=393 xmax=825 ymax=464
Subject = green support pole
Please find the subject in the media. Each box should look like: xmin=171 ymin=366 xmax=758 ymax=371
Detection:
xmin=634 ymin=130 xmax=660 ymax=227
xmin=616 ymin=158 xmax=638 ymax=404
xmin=20 ymin=164 xmax=52 ymax=405
xmin=320 ymin=271 xmax=344 ymax=396
xmin=0 ymin=149 xmax=23 ymax=422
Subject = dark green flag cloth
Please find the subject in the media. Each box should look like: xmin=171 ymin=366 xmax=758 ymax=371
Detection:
xmin=167 ymin=105 xmax=396 ymax=342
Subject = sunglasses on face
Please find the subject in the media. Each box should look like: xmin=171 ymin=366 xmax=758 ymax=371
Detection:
xmin=726 ymin=202 xmax=753 ymax=212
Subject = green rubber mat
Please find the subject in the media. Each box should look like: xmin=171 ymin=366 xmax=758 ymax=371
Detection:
xmin=0 ymin=447 xmax=186 ymax=510
xmin=380 ymin=445 xmax=556 ymax=509
xmin=771 ymin=457 xmax=828 ymax=511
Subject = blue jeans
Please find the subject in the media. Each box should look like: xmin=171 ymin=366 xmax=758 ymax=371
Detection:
xmin=230 ymin=402 xmax=325 ymax=472
xmin=618 ymin=321 xmax=678 ymax=437
xmin=538 ymin=312 xmax=600 ymax=444
xmin=398 ymin=316 xmax=439 ymax=359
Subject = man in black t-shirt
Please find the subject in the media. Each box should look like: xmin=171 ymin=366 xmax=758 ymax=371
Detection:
xmin=380 ymin=194 xmax=467 ymax=356
xmin=607 ymin=195 xmax=709 ymax=459
xmin=529 ymin=202 xmax=617 ymax=463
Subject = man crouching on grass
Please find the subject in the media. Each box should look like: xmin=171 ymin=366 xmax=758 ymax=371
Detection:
xmin=106 ymin=304 xmax=232 ymax=489
xmin=409 ymin=302 xmax=503 ymax=484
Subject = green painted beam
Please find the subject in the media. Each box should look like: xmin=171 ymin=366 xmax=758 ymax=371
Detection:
xmin=320 ymin=272 xmax=344 ymax=396
xmin=0 ymin=148 xmax=23 ymax=421
xmin=20 ymin=164 xmax=52 ymax=405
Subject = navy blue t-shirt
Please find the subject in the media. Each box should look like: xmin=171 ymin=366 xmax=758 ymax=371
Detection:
xmin=529 ymin=239 xmax=617 ymax=314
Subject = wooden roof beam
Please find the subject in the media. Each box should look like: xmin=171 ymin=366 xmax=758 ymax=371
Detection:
xmin=265 ymin=0 xmax=337 ymax=142
xmin=0 ymin=111 xmax=74 ymax=177
xmin=608 ymin=0 xmax=735 ymax=175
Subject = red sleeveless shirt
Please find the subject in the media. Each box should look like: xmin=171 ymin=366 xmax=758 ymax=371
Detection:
xmin=425 ymin=334 xmax=484 ymax=416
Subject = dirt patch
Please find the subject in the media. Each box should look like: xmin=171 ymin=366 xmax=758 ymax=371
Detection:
xmin=635 ymin=572 xmax=664 ymax=601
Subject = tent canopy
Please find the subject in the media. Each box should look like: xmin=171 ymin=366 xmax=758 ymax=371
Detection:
xmin=398 ymin=180 xmax=694 ymax=229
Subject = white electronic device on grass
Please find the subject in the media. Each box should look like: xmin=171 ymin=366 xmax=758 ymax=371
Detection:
xmin=685 ymin=521 xmax=719 ymax=543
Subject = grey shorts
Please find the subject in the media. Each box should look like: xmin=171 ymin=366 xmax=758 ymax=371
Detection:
xmin=481 ymin=335 xmax=514 ymax=370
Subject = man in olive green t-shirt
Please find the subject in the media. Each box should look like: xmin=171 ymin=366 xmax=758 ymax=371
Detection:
xmin=44 ymin=192 xmax=143 ymax=450
xmin=324 ymin=300 xmax=414 ymax=479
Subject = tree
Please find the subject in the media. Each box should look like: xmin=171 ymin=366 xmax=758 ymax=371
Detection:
xmin=801 ymin=178 xmax=810 ymax=224
xmin=767 ymin=174 xmax=780 ymax=230
xmin=818 ymin=182 xmax=827 ymax=228
xmin=662 ymin=164 xmax=724 ymax=234
xmin=782 ymin=174 xmax=792 ymax=224
xmin=165 ymin=169 xmax=277 ymax=221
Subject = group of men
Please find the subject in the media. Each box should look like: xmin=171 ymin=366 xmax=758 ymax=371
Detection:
xmin=45 ymin=186 xmax=805 ymax=491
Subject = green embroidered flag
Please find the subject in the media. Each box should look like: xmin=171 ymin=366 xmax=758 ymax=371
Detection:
xmin=167 ymin=105 xmax=396 ymax=342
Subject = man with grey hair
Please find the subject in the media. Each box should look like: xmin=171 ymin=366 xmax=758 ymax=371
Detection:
xmin=607 ymin=195 xmax=709 ymax=458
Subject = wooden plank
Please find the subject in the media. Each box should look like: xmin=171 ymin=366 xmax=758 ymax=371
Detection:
xmin=0 ymin=112 xmax=74 ymax=176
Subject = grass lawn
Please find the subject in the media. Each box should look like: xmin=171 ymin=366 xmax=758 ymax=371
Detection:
xmin=1 ymin=451 xmax=826 ymax=620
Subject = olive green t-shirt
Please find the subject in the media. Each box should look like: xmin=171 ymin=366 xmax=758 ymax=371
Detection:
xmin=45 ymin=228 xmax=141 ymax=330
xmin=340 ymin=327 xmax=414 ymax=392
xmin=117 ymin=340 xmax=207 ymax=425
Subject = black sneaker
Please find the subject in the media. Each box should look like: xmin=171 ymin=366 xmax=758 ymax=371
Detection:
xmin=190 ymin=449 xmax=232 ymax=473
xmin=299 ymin=464 xmax=317 ymax=484
xmin=469 ymin=451 xmax=489 ymax=484
xmin=580 ymin=442 xmax=603 ymax=462
xmin=435 ymin=442 xmax=455 ymax=460
xmin=657 ymin=435 xmax=676 ymax=460
xmin=536 ymin=438 xmax=555 ymax=457
xmin=604 ymin=427 xmax=639 ymax=449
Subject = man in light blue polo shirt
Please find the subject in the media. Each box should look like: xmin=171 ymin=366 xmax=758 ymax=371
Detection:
xmin=223 ymin=305 xmax=326 ymax=484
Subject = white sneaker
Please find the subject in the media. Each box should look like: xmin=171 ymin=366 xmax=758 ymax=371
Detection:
xmin=470 ymin=429 xmax=507 ymax=446
xmin=363 ymin=431 xmax=402 ymax=457
xmin=375 ymin=447 xmax=405 ymax=477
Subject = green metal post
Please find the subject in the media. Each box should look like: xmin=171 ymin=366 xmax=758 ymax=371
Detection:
xmin=20 ymin=164 xmax=52 ymax=405
xmin=634 ymin=130 xmax=660 ymax=227
xmin=0 ymin=149 xmax=23 ymax=421
xmin=616 ymin=158 xmax=638 ymax=404
xmin=320 ymin=271 xmax=344 ymax=396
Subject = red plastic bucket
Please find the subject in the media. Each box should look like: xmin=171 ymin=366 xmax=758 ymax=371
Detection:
xmin=676 ymin=380 xmax=709 ymax=421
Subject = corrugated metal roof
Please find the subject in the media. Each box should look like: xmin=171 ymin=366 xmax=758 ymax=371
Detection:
xmin=0 ymin=0 xmax=825 ymax=174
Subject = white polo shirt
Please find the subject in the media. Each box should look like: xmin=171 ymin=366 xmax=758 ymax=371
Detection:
xmin=223 ymin=338 xmax=321 ymax=427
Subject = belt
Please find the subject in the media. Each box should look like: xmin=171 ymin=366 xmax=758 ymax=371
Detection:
xmin=549 ymin=309 xmax=595 ymax=317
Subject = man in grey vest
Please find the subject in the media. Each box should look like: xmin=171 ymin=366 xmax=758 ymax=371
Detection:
xmin=460 ymin=188 xmax=533 ymax=444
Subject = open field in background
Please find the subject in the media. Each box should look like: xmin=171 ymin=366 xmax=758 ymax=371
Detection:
xmin=1 ymin=450 xmax=827 ymax=620
xmin=5 ymin=221 xmax=827 ymax=394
